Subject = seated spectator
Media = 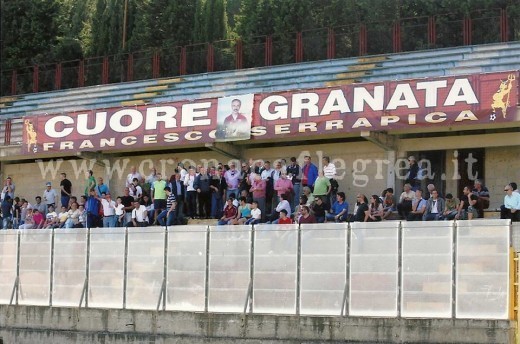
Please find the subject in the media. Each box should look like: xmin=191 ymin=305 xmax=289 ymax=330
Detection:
xmin=57 ymin=206 xmax=68 ymax=228
xmin=32 ymin=209 xmax=45 ymax=229
xmin=231 ymin=197 xmax=251 ymax=225
xmin=407 ymin=190 xmax=427 ymax=221
xmin=20 ymin=208 xmax=35 ymax=229
xmin=311 ymin=196 xmax=329 ymax=223
xmin=43 ymin=205 xmax=59 ymax=229
xmin=365 ymin=195 xmax=383 ymax=222
xmin=500 ymin=182 xmax=519 ymax=220
xmin=65 ymin=202 xmax=81 ymax=228
xmin=397 ymin=183 xmax=415 ymax=219
xmin=442 ymin=193 xmax=459 ymax=220
xmin=298 ymin=205 xmax=316 ymax=224
xmin=467 ymin=193 xmax=480 ymax=220
xmin=325 ymin=192 xmax=349 ymax=222
xmin=245 ymin=201 xmax=261 ymax=225
xmin=278 ymin=209 xmax=293 ymax=224
xmin=302 ymin=186 xmax=314 ymax=205
xmin=502 ymin=184 xmax=520 ymax=222
xmin=381 ymin=188 xmax=396 ymax=220
xmin=456 ymin=186 xmax=472 ymax=220
xmin=126 ymin=200 xmax=149 ymax=227
xmin=217 ymin=198 xmax=238 ymax=225
xmin=294 ymin=195 xmax=308 ymax=222
xmin=352 ymin=195 xmax=369 ymax=222
xmin=423 ymin=190 xmax=445 ymax=221
xmin=267 ymin=194 xmax=292 ymax=224
xmin=77 ymin=204 xmax=87 ymax=228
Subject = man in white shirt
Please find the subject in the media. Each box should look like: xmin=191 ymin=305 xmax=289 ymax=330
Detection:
xmin=126 ymin=166 xmax=143 ymax=188
xmin=98 ymin=193 xmax=117 ymax=228
xmin=127 ymin=200 xmax=148 ymax=227
xmin=502 ymin=184 xmax=520 ymax=222
xmin=43 ymin=182 xmax=58 ymax=212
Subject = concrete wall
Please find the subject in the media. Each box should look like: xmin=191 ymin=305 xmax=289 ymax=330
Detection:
xmin=0 ymin=306 xmax=514 ymax=344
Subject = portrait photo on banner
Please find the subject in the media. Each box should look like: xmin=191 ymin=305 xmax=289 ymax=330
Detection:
xmin=215 ymin=94 xmax=254 ymax=142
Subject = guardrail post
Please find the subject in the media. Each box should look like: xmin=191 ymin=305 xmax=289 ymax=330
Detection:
xmin=452 ymin=220 xmax=458 ymax=318
xmin=341 ymin=222 xmax=351 ymax=316
xmin=9 ymin=231 xmax=21 ymax=306
xmin=204 ymin=225 xmax=210 ymax=312
xmin=243 ymin=224 xmax=255 ymax=314
xmin=123 ymin=227 xmax=129 ymax=309
xmin=79 ymin=228 xmax=91 ymax=308
xmin=156 ymin=226 xmax=168 ymax=311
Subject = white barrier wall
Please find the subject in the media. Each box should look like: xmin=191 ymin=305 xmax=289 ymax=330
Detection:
xmin=0 ymin=220 xmax=512 ymax=320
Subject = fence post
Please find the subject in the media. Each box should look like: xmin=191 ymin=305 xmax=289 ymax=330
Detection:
xmin=463 ymin=17 xmax=472 ymax=45
xmin=327 ymin=28 xmax=335 ymax=60
xmin=127 ymin=53 xmax=134 ymax=82
xmin=55 ymin=63 xmax=62 ymax=90
xmin=393 ymin=22 xmax=402 ymax=53
xmin=102 ymin=56 xmax=109 ymax=84
xmin=295 ymin=32 xmax=303 ymax=63
xmin=33 ymin=65 xmax=39 ymax=93
xmin=500 ymin=8 xmax=508 ymax=42
xmin=235 ymin=39 xmax=243 ymax=70
xmin=428 ymin=16 xmax=436 ymax=48
xmin=265 ymin=36 xmax=273 ymax=66
xmin=180 ymin=47 xmax=187 ymax=75
xmin=78 ymin=60 xmax=85 ymax=87
xmin=4 ymin=119 xmax=12 ymax=146
xmin=207 ymin=43 xmax=214 ymax=73
xmin=152 ymin=51 xmax=160 ymax=79
xmin=359 ymin=24 xmax=367 ymax=56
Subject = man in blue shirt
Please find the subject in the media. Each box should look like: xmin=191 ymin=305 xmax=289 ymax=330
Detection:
xmin=326 ymin=192 xmax=349 ymax=222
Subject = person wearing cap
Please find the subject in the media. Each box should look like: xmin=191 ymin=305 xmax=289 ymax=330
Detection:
xmin=43 ymin=182 xmax=58 ymax=213
xmin=404 ymin=155 xmax=420 ymax=191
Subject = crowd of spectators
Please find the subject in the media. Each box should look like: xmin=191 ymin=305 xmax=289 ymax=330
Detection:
xmin=0 ymin=155 xmax=519 ymax=229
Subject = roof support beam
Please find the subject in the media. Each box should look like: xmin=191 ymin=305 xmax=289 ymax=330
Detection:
xmin=360 ymin=131 xmax=397 ymax=151
xmin=204 ymin=142 xmax=243 ymax=160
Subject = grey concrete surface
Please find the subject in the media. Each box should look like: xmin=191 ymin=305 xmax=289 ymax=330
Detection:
xmin=0 ymin=305 xmax=514 ymax=344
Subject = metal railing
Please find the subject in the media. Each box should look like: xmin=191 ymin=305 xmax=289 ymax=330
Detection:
xmin=0 ymin=220 xmax=513 ymax=319
xmin=0 ymin=7 xmax=516 ymax=97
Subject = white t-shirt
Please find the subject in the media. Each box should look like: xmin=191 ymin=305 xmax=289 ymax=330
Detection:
xmin=126 ymin=172 xmax=143 ymax=187
xmin=251 ymin=208 xmax=261 ymax=219
xmin=132 ymin=205 xmax=148 ymax=222
xmin=115 ymin=204 xmax=125 ymax=216
xmin=101 ymin=199 xmax=116 ymax=216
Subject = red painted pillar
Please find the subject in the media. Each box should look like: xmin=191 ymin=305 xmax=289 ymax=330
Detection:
xmin=78 ymin=60 xmax=85 ymax=87
xmin=327 ymin=28 xmax=335 ymax=60
xmin=55 ymin=63 xmax=62 ymax=90
xmin=235 ymin=39 xmax=243 ymax=69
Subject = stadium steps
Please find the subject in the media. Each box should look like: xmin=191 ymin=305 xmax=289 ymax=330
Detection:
xmin=0 ymin=40 xmax=519 ymax=120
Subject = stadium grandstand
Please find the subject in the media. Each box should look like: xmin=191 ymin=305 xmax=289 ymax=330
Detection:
xmin=0 ymin=4 xmax=520 ymax=344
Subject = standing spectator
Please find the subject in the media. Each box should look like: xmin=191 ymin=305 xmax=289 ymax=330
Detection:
xmin=210 ymin=168 xmax=226 ymax=219
xmin=152 ymin=173 xmax=167 ymax=223
xmin=85 ymin=189 xmax=101 ymax=228
xmin=442 ymin=193 xmax=460 ymax=220
xmin=126 ymin=166 xmax=143 ymax=187
xmin=115 ymin=197 xmax=126 ymax=227
xmin=43 ymin=182 xmax=58 ymax=213
xmin=95 ymin=177 xmax=110 ymax=197
xmin=145 ymin=167 xmax=158 ymax=195
xmin=129 ymin=178 xmax=143 ymax=201
xmin=301 ymin=156 xmax=318 ymax=192
xmin=250 ymin=174 xmax=266 ymax=222
xmin=502 ymin=184 xmax=520 ymax=222
xmin=313 ymin=171 xmax=331 ymax=206
xmin=194 ymin=167 xmax=211 ymax=218
xmin=472 ymin=179 xmax=490 ymax=217
xmin=127 ymin=200 xmax=148 ymax=227
xmin=322 ymin=156 xmax=338 ymax=204
xmin=1 ymin=176 xmax=15 ymax=201
xmin=98 ymin=193 xmax=117 ymax=228
xmin=326 ymin=192 xmax=349 ymax=222
xmin=1 ymin=196 xmax=13 ymax=229
xmin=286 ymin=157 xmax=301 ymax=211
xmin=184 ymin=168 xmax=197 ymax=218
xmin=84 ymin=170 xmax=96 ymax=196
xmin=224 ymin=162 xmax=241 ymax=199
xmin=407 ymin=189 xmax=427 ymax=221
xmin=404 ymin=156 xmax=420 ymax=191
xmin=239 ymin=163 xmax=251 ymax=195
xmin=170 ymin=172 xmax=186 ymax=224
xmin=397 ymin=183 xmax=415 ymax=219
xmin=121 ymin=187 xmax=135 ymax=224
xmin=423 ymin=190 xmax=445 ymax=221
xmin=260 ymin=161 xmax=275 ymax=214
xmin=12 ymin=197 xmax=21 ymax=229
xmin=365 ymin=195 xmax=384 ymax=222
xmin=273 ymin=171 xmax=293 ymax=203
xmin=59 ymin=173 xmax=72 ymax=209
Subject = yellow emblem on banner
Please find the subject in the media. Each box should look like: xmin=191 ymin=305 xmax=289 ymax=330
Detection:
xmin=25 ymin=119 xmax=38 ymax=153
xmin=491 ymin=74 xmax=515 ymax=118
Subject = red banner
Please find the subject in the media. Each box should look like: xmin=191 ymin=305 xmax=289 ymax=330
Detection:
xmin=23 ymin=71 xmax=518 ymax=155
